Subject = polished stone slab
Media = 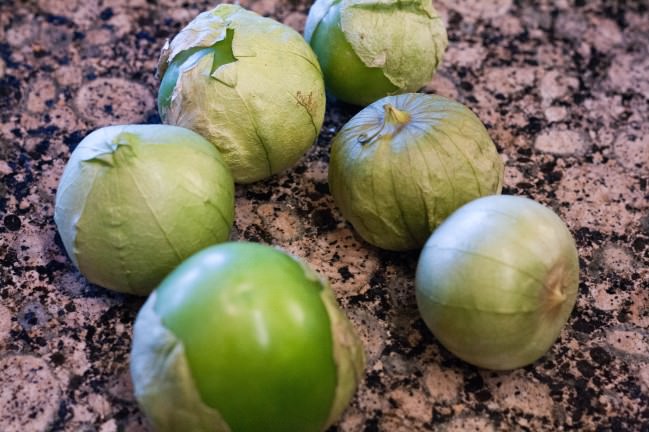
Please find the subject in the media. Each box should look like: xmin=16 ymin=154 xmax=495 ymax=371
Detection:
xmin=0 ymin=0 xmax=647 ymax=430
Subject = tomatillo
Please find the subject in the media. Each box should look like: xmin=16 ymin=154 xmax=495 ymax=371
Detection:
xmin=328 ymin=93 xmax=504 ymax=251
xmin=304 ymin=0 xmax=447 ymax=106
xmin=130 ymin=242 xmax=365 ymax=432
xmin=415 ymin=195 xmax=580 ymax=370
xmin=54 ymin=125 xmax=234 ymax=295
xmin=158 ymin=4 xmax=326 ymax=183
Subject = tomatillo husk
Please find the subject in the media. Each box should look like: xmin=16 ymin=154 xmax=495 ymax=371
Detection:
xmin=54 ymin=124 xmax=234 ymax=295
xmin=328 ymin=93 xmax=504 ymax=251
xmin=415 ymin=195 xmax=580 ymax=370
xmin=130 ymin=242 xmax=365 ymax=432
xmin=304 ymin=0 xmax=447 ymax=106
xmin=158 ymin=4 xmax=326 ymax=183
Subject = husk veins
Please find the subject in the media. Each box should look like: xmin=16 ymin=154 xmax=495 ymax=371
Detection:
xmin=305 ymin=0 xmax=447 ymax=91
xmin=329 ymin=94 xmax=504 ymax=251
xmin=54 ymin=125 xmax=235 ymax=295
xmin=415 ymin=196 xmax=579 ymax=370
xmin=158 ymin=4 xmax=325 ymax=183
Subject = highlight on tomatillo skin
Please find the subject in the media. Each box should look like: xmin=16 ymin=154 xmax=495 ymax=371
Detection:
xmin=415 ymin=195 xmax=580 ymax=370
xmin=304 ymin=0 xmax=447 ymax=106
xmin=328 ymin=93 xmax=504 ymax=251
xmin=158 ymin=4 xmax=326 ymax=183
xmin=130 ymin=242 xmax=365 ymax=432
xmin=53 ymin=124 xmax=235 ymax=296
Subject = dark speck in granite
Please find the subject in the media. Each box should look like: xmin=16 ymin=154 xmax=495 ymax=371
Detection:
xmin=0 ymin=0 xmax=648 ymax=431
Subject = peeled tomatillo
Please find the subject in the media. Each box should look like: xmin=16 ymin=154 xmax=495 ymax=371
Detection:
xmin=416 ymin=195 xmax=580 ymax=370
xmin=130 ymin=242 xmax=365 ymax=432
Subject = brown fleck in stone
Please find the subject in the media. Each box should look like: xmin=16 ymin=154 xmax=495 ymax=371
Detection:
xmin=437 ymin=0 xmax=512 ymax=20
xmin=628 ymin=289 xmax=649 ymax=329
xmin=445 ymin=42 xmax=487 ymax=69
xmin=591 ymin=280 xmax=628 ymax=311
xmin=486 ymin=372 xmax=554 ymax=419
xmin=247 ymin=0 xmax=276 ymax=16
xmin=424 ymin=363 xmax=462 ymax=403
xmin=484 ymin=66 xmax=538 ymax=93
xmin=53 ymin=65 xmax=83 ymax=87
xmin=0 ymin=305 xmax=11 ymax=346
xmin=614 ymin=132 xmax=649 ymax=176
xmin=85 ymin=28 xmax=114 ymax=45
xmin=38 ymin=0 xmax=100 ymax=28
xmin=49 ymin=104 xmax=81 ymax=132
xmin=599 ymin=245 xmax=635 ymax=274
xmin=544 ymin=106 xmax=568 ymax=122
xmin=423 ymin=74 xmax=459 ymax=100
xmin=556 ymin=163 xmax=645 ymax=235
xmin=257 ymin=203 xmax=304 ymax=242
xmin=540 ymin=71 xmax=579 ymax=103
xmin=535 ymin=128 xmax=589 ymax=155
xmin=586 ymin=17 xmax=623 ymax=52
xmin=638 ymin=362 xmax=649 ymax=393
xmin=443 ymin=415 xmax=496 ymax=432
xmin=6 ymin=22 xmax=33 ymax=47
xmin=608 ymin=54 xmax=649 ymax=93
xmin=75 ymin=78 xmax=154 ymax=126
xmin=0 ymin=355 xmax=61 ymax=432
xmin=606 ymin=330 xmax=647 ymax=357
xmin=26 ymin=78 xmax=57 ymax=113
xmin=283 ymin=12 xmax=306 ymax=33
xmin=388 ymin=388 xmax=432 ymax=423
xmin=348 ymin=309 xmax=387 ymax=366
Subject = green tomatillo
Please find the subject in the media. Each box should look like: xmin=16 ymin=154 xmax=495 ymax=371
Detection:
xmin=130 ymin=242 xmax=365 ymax=432
xmin=54 ymin=125 xmax=234 ymax=295
xmin=416 ymin=195 xmax=580 ymax=370
xmin=158 ymin=4 xmax=326 ymax=183
xmin=328 ymin=93 xmax=504 ymax=251
xmin=304 ymin=0 xmax=447 ymax=106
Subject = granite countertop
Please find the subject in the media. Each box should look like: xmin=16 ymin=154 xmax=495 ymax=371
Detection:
xmin=0 ymin=0 xmax=647 ymax=431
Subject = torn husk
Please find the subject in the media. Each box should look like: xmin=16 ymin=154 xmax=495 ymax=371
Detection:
xmin=130 ymin=293 xmax=232 ymax=432
xmin=289 ymin=252 xmax=366 ymax=428
xmin=157 ymin=4 xmax=326 ymax=183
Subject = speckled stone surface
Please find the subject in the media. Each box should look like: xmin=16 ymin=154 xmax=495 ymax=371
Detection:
xmin=0 ymin=0 xmax=647 ymax=431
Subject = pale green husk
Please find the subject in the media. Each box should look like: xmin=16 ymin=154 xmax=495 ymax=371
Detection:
xmin=130 ymin=293 xmax=232 ymax=432
xmin=415 ymin=195 xmax=580 ymax=370
xmin=319 ymin=287 xmax=365 ymax=428
xmin=304 ymin=0 xmax=447 ymax=91
xmin=159 ymin=4 xmax=326 ymax=183
xmin=292 ymin=256 xmax=366 ymax=428
xmin=329 ymin=93 xmax=504 ymax=251
xmin=53 ymin=125 xmax=234 ymax=295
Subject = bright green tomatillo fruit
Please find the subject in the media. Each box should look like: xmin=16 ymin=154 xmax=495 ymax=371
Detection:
xmin=304 ymin=0 xmax=447 ymax=106
xmin=130 ymin=242 xmax=365 ymax=432
xmin=54 ymin=125 xmax=234 ymax=295
xmin=328 ymin=93 xmax=504 ymax=251
xmin=158 ymin=4 xmax=326 ymax=183
xmin=416 ymin=195 xmax=580 ymax=370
